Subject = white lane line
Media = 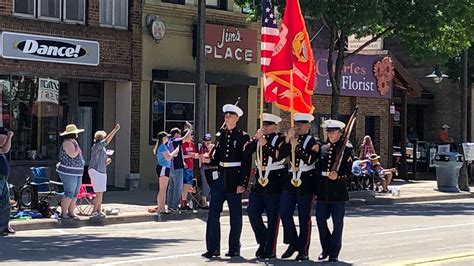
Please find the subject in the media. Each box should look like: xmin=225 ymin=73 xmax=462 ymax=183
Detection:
xmin=347 ymin=222 xmax=474 ymax=237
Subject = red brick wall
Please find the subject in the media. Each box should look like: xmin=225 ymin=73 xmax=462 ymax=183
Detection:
xmin=129 ymin=0 xmax=142 ymax=173
xmin=0 ymin=0 xmax=143 ymax=173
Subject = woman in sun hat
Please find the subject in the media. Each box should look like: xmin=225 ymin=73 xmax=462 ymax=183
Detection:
xmin=56 ymin=124 xmax=85 ymax=219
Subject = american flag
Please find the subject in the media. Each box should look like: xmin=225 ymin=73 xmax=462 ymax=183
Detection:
xmin=261 ymin=0 xmax=279 ymax=72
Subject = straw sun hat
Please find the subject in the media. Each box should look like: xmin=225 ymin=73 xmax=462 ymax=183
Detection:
xmin=59 ymin=124 xmax=85 ymax=136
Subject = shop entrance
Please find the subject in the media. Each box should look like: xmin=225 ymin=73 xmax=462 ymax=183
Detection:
xmin=77 ymin=82 xmax=103 ymax=183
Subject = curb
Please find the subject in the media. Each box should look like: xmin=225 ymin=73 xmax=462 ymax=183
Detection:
xmin=11 ymin=192 xmax=473 ymax=232
xmin=11 ymin=209 xmax=215 ymax=231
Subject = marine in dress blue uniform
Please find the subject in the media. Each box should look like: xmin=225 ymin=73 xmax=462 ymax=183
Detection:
xmin=244 ymin=113 xmax=291 ymax=259
xmin=280 ymin=113 xmax=320 ymax=261
xmin=202 ymin=104 xmax=251 ymax=259
xmin=315 ymin=120 xmax=353 ymax=263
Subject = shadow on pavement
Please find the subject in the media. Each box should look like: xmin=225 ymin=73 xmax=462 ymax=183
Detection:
xmin=346 ymin=201 xmax=474 ymax=218
xmin=0 ymin=235 xmax=196 ymax=262
xmin=204 ymin=256 xmax=352 ymax=265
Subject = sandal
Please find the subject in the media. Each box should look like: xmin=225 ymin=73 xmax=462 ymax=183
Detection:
xmin=147 ymin=207 xmax=159 ymax=213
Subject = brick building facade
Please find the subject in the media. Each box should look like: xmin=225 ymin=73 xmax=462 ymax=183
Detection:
xmin=0 ymin=0 xmax=142 ymax=188
xmin=280 ymin=95 xmax=390 ymax=166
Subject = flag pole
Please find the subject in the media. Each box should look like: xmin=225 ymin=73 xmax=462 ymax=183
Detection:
xmin=290 ymin=69 xmax=300 ymax=187
xmin=257 ymin=76 xmax=268 ymax=187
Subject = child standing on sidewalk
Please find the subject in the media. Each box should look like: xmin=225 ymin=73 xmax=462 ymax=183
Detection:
xmin=181 ymin=129 xmax=196 ymax=210
xmin=0 ymin=128 xmax=14 ymax=236
xmin=88 ymin=123 xmax=120 ymax=218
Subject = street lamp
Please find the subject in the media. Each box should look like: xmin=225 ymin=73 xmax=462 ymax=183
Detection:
xmin=426 ymin=66 xmax=449 ymax=83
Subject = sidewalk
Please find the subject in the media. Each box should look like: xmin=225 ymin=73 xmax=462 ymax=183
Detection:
xmin=10 ymin=180 xmax=473 ymax=232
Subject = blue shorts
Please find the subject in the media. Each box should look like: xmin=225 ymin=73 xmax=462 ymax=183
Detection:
xmin=58 ymin=173 xmax=82 ymax=198
xmin=183 ymin=169 xmax=193 ymax=185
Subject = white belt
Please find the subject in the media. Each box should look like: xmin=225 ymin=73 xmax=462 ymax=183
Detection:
xmin=219 ymin=162 xmax=241 ymax=167
xmin=321 ymin=171 xmax=330 ymax=177
xmin=256 ymin=157 xmax=286 ymax=179
xmin=291 ymin=163 xmax=315 ymax=180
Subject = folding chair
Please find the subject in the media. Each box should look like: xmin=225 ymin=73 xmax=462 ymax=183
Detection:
xmin=188 ymin=179 xmax=204 ymax=209
xmin=76 ymin=184 xmax=96 ymax=216
xmin=26 ymin=167 xmax=64 ymax=211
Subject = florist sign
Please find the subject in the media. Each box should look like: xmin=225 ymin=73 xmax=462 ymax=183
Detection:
xmin=314 ymin=49 xmax=394 ymax=99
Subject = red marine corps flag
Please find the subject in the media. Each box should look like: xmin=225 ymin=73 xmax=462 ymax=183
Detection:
xmin=262 ymin=0 xmax=315 ymax=113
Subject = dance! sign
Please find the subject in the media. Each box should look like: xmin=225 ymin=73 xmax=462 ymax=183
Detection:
xmin=314 ymin=50 xmax=393 ymax=99
xmin=1 ymin=32 xmax=99 ymax=66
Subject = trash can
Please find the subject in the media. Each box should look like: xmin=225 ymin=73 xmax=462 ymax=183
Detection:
xmin=433 ymin=152 xmax=464 ymax=192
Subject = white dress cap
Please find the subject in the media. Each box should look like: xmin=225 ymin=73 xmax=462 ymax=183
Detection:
xmin=293 ymin=113 xmax=314 ymax=122
xmin=222 ymin=104 xmax=244 ymax=117
xmin=263 ymin=113 xmax=282 ymax=124
xmin=322 ymin=119 xmax=346 ymax=130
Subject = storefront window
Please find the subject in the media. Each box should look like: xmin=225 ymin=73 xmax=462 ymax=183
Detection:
xmin=0 ymin=75 xmax=66 ymax=161
xmin=150 ymin=81 xmax=195 ymax=142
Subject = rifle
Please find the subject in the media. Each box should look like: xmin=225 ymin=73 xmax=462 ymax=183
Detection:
xmin=331 ymin=107 xmax=358 ymax=173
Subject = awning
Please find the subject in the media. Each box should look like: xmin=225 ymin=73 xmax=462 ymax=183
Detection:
xmin=390 ymin=53 xmax=422 ymax=97
xmin=152 ymin=70 xmax=258 ymax=86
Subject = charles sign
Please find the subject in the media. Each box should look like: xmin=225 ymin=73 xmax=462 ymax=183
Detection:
xmin=314 ymin=49 xmax=393 ymax=99
xmin=0 ymin=32 xmax=99 ymax=66
xmin=205 ymin=24 xmax=257 ymax=63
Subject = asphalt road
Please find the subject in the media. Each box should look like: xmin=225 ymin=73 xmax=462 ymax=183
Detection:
xmin=1 ymin=199 xmax=473 ymax=266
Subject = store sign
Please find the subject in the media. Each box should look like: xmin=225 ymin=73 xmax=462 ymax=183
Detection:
xmin=314 ymin=49 xmax=393 ymax=99
xmin=205 ymin=24 xmax=257 ymax=63
xmin=0 ymin=32 xmax=100 ymax=66
xmin=38 ymin=78 xmax=59 ymax=104
xmin=347 ymin=35 xmax=383 ymax=52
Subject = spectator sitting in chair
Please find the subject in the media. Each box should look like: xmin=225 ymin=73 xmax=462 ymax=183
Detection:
xmin=369 ymin=154 xmax=397 ymax=193
xmin=351 ymin=158 xmax=371 ymax=190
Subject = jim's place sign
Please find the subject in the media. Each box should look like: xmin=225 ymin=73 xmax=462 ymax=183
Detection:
xmin=205 ymin=24 xmax=257 ymax=63
xmin=0 ymin=32 xmax=99 ymax=66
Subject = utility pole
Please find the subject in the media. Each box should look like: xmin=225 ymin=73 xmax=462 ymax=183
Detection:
xmin=461 ymin=49 xmax=468 ymax=143
xmin=459 ymin=49 xmax=470 ymax=192
xmin=195 ymin=0 xmax=206 ymax=148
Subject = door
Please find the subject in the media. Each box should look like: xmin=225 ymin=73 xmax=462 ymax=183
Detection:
xmin=215 ymin=86 xmax=248 ymax=131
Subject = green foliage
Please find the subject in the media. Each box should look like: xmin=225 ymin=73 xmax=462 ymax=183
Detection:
xmin=237 ymin=0 xmax=474 ymax=64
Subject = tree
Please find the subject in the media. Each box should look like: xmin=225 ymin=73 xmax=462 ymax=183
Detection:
xmin=236 ymin=0 xmax=474 ymax=118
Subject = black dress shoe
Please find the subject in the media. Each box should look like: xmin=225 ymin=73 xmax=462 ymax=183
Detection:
xmin=260 ymin=253 xmax=276 ymax=259
xmin=201 ymin=250 xmax=220 ymax=258
xmin=295 ymin=253 xmax=309 ymax=261
xmin=255 ymin=245 xmax=264 ymax=258
xmin=225 ymin=251 xmax=240 ymax=257
xmin=329 ymin=257 xmax=339 ymax=262
xmin=318 ymin=253 xmax=328 ymax=260
xmin=281 ymin=245 xmax=297 ymax=259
